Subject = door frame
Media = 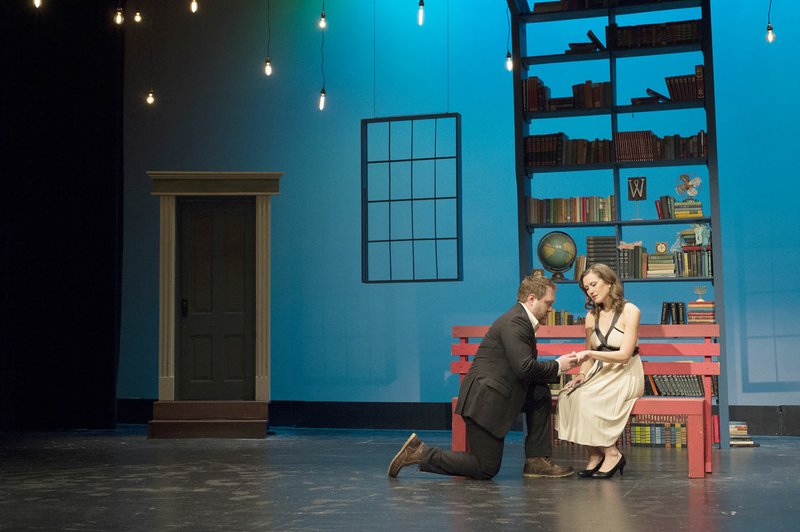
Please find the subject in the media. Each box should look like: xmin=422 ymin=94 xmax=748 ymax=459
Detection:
xmin=149 ymin=171 xmax=282 ymax=402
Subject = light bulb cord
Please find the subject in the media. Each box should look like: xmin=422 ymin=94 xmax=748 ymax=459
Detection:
xmin=267 ymin=0 xmax=271 ymax=57
xmin=767 ymin=0 xmax=773 ymax=24
xmin=320 ymin=9 xmax=326 ymax=90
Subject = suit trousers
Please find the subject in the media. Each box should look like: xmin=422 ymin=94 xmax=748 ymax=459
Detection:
xmin=419 ymin=383 xmax=553 ymax=480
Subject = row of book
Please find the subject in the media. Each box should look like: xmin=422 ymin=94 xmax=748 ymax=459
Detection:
xmin=660 ymin=301 xmax=687 ymax=324
xmin=666 ymin=65 xmax=705 ymax=101
xmin=529 ymin=67 xmax=702 ymax=111
xmin=687 ymin=300 xmax=715 ymax=324
xmin=527 ymin=195 xmax=616 ymax=224
xmin=606 ymin=19 xmax=703 ymax=50
xmin=621 ymin=248 xmax=713 ymax=278
xmin=525 ymin=134 xmax=612 ymax=167
xmin=618 ymin=243 xmax=646 ymax=279
xmin=526 ymin=131 xmax=707 ymax=167
xmin=533 ymin=1 xmax=697 ymax=15
xmin=553 ymin=414 xmax=692 ymax=448
xmin=644 ymin=374 xmax=717 ymax=397
xmin=656 ymin=196 xmax=704 ymax=220
xmin=543 ymin=308 xmax=585 ymax=326
xmin=626 ymin=417 xmax=688 ymax=447
xmin=532 ymin=0 xmax=608 ymax=13
xmin=614 ymin=130 xmax=708 ymax=162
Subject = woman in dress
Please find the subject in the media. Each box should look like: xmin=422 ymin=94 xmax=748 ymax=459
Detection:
xmin=557 ymin=263 xmax=644 ymax=479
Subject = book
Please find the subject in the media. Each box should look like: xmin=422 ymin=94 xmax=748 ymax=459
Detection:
xmin=587 ymin=29 xmax=606 ymax=50
xmin=646 ymin=87 xmax=671 ymax=102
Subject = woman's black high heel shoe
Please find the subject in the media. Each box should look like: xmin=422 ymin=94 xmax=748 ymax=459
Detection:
xmin=591 ymin=453 xmax=626 ymax=479
xmin=577 ymin=458 xmax=604 ymax=478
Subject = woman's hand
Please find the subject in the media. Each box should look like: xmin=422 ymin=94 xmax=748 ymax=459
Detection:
xmin=564 ymin=372 xmax=586 ymax=389
xmin=574 ymin=350 xmax=593 ymax=364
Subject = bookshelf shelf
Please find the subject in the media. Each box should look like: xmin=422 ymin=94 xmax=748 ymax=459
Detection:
xmin=510 ymin=0 xmax=728 ymax=443
xmin=525 ymin=158 xmax=706 ymax=175
xmin=527 ymin=216 xmax=711 ymax=231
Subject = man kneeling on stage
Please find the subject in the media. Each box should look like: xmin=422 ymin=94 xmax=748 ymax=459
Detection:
xmin=388 ymin=272 xmax=578 ymax=480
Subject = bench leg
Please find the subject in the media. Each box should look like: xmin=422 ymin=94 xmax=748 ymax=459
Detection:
xmin=451 ymin=398 xmax=467 ymax=452
xmin=686 ymin=412 xmax=705 ymax=478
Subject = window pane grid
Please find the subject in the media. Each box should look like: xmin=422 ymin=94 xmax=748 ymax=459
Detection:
xmin=362 ymin=113 xmax=462 ymax=283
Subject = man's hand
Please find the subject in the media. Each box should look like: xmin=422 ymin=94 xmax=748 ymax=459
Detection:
xmin=556 ymin=352 xmax=578 ymax=373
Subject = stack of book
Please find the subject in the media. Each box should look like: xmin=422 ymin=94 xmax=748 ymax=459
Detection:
xmin=673 ymin=198 xmax=704 ymax=218
xmin=586 ymin=236 xmax=617 ymax=271
xmin=647 ymin=252 xmax=676 ymax=278
xmin=688 ymin=300 xmax=715 ymax=324
xmin=729 ymin=420 xmax=759 ymax=447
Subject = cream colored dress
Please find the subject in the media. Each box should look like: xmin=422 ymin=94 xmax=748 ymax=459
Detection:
xmin=556 ymin=312 xmax=645 ymax=447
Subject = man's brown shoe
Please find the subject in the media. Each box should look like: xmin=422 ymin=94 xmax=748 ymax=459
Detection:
xmin=523 ymin=457 xmax=574 ymax=478
xmin=387 ymin=433 xmax=427 ymax=478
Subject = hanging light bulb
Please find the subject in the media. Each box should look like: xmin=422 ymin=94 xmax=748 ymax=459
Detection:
xmin=418 ymin=0 xmax=425 ymax=26
xmin=146 ymin=90 xmax=155 ymax=105
xmin=134 ymin=11 xmax=142 ymax=23
xmin=114 ymin=8 xmax=124 ymax=25
xmin=191 ymin=1 xmax=198 ymax=13
xmin=505 ymin=51 xmax=513 ymax=72
xmin=319 ymin=11 xmax=327 ymax=29
xmin=319 ymin=88 xmax=326 ymax=111
xmin=33 ymin=0 xmax=42 ymax=8
xmin=264 ymin=58 xmax=273 ymax=76
xmin=766 ymin=23 xmax=775 ymax=43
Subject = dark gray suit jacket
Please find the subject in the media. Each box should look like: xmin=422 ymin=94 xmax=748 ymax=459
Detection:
xmin=454 ymin=303 xmax=560 ymax=439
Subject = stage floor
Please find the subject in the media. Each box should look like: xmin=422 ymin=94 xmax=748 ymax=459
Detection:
xmin=1 ymin=426 xmax=797 ymax=531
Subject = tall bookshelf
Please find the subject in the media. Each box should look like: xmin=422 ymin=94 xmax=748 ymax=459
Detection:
xmin=507 ymin=0 xmax=729 ymax=447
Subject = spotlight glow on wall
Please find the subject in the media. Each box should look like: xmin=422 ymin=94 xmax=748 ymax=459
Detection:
xmin=115 ymin=8 xmax=124 ymax=25
xmin=191 ymin=1 xmax=198 ymax=13
xmin=418 ymin=0 xmax=425 ymax=26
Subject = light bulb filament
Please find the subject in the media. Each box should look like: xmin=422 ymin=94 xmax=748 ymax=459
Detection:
xmin=418 ymin=1 xmax=424 ymax=26
xmin=319 ymin=89 xmax=326 ymax=111
xmin=264 ymin=58 xmax=273 ymax=76
xmin=115 ymin=8 xmax=124 ymax=25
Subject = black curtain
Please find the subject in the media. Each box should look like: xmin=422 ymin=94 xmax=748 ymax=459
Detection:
xmin=0 ymin=0 xmax=124 ymax=429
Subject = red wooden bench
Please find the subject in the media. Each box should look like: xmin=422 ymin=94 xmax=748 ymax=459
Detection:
xmin=450 ymin=324 xmax=721 ymax=479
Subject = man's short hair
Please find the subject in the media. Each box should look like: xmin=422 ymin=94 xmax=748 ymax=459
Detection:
xmin=517 ymin=271 xmax=556 ymax=302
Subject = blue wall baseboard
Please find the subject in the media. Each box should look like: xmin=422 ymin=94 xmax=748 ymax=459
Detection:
xmin=116 ymin=399 xmax=800 ymax=436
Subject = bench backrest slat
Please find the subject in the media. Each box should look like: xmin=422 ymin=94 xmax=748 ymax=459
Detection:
xmin=451 ymin=324 xmax=721 ymax=378
xmin=453 ymin=324 xmax=720 ymax=339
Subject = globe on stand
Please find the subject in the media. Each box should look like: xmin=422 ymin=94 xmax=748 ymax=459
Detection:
xmin=537 ymin=231 xmax=577 ymax=280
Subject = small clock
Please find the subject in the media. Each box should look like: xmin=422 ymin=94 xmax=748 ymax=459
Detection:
xmin=655 ymin=241 xmax=668 ymax=254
